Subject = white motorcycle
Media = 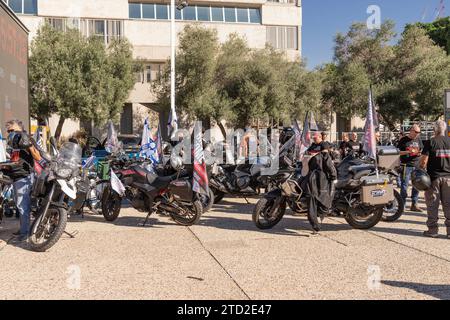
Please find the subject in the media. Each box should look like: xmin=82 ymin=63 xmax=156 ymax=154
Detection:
xmin=28 ymin=142 xmax=81 ymax=252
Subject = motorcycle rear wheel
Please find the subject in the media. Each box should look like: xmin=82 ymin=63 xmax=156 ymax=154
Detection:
xmin=170 ymin=200 xmax=203 ymax=226
xmin=382 ymin=190 xmax=404 ymax=222
xmin=345 ymin=206 xmax=383 ymax=230
xmin=29 ymin=207 xmax=67 ymax=252
xmin=101 ymin=186 xmax=122 ymax=222
xmin=253 ymin=197 xmax=286 ymax=230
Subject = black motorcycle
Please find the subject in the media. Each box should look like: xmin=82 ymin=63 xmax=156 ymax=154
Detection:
xmin=101 ymin=155 xmax=203 ymax=226
xmin=253 ymin=153 xmax=395 ymax=230
xmin=0 ymin=142 xmax=81 ymax=252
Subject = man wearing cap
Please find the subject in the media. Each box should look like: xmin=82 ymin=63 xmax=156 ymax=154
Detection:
xmin=419 ymin=120 xmax=450 ymax=239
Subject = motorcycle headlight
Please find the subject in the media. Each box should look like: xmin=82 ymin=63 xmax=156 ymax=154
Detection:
xmin=56 ymin=168 xmax=72 ymax=179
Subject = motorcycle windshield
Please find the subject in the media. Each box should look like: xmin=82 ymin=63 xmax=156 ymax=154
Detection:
xmin=57 ymin=142 xmax=82 ymax=168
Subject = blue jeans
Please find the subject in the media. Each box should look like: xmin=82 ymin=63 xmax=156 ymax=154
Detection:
xmin=400 ymin=165 xmax=419 ymax=205
xmin=13 ymin=175 xmax=33 ymax=237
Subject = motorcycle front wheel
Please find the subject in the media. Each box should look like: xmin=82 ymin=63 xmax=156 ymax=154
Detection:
xmin=253 ymin=197 xmax=286 ymax=230
xmin=29 ymin=207 xmax=67 ymax=252
xmin=170 ymin=200 xmax=203 ymax=226
xmin=101 ymin=185 xmax=122 ymax=222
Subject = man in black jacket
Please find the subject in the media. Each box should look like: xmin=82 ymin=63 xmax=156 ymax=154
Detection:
xmin=4 ymin=120 xmax=41 ymax=242
xmin=302 ymin=146 xmax=337 ymax=232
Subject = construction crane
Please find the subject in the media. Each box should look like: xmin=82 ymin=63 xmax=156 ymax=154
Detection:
xmin=434 ymin=0 xmax=446 ymax=20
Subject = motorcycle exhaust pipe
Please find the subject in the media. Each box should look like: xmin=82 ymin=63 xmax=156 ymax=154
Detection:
xmin=158 ymin=203 xmax=181 ymax=214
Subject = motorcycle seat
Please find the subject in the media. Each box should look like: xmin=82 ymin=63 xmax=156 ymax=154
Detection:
xmin=349 ymin=164 xmax=376 ymax=174
xmin=147 ymin=173 xmax=177 ymax=189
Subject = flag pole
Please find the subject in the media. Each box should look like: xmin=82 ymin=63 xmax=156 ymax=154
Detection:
xmin=170 ymin=0 xmax=176 ymax=139
xmin=370 ymin=85 xmax=380 ymax=178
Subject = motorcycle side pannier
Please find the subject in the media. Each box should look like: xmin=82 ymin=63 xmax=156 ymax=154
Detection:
xmin=360 ymin=176 xmax=394 ymax=205
xmin=169 ymin=178 xmax=194 ymax=202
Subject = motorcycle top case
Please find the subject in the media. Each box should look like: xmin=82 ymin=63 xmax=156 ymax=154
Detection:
xmin=377 ymin=146 xmax=400 ymax=171
xmin=360 ymin=175 xmax=394 ymax=205
xmin=169 ymin=178 xmax=194 ymax=202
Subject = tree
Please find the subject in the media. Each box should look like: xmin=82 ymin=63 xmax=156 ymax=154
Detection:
xmin=324 ymin=21 xmax=450 ymax=129
xmin=29 ymin=25 xmax=135 ymax=140
xmin=153 ymin=25 xmax=319 ymax=136
xmin=411 ymin=17 xmax=450 ymax=55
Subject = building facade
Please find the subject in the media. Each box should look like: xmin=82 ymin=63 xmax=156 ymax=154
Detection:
xmin=3 ymin=0 xmax=302 ymax=138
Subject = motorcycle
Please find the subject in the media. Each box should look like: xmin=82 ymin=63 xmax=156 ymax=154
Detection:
xmin=0 ymin=180 xmax=17 ymax=223
xmin=253 ymin=152 xmax=395 ymax=231
xmin=69 ymin=155 xmax=106 ymax=216
xmin=209 ymin=137 xmax=296 ymax=204
xmin=0 ymin=142 xmax=81 ymax=252
xmin=101 ymin=155 xmax=203 ymax=226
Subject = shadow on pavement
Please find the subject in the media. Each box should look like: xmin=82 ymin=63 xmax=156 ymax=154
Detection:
xmin=71 ymin=213 xmax=175 ymax=229
xmin=382 ymin=280 xmax=450 ymax=300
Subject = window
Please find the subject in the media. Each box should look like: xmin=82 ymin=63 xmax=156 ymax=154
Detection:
xmin=266 ymin=26 xmax=298 ymax=50
xmin=168 ymin=6 xmax=182 ymax=19
xmin=142 ymin=3 xmax=155 ymax=19
xmin=155 ymin=4 xmax=168 ymax=19
xmin=128 ymin=3 xmax=261 ymax=25
xmin=46 ymin=18 xmax=64 ymax=31
xmin=129 ymin=3 xmax=141 ymax=19
xmin=183 ymin=6 xmax=196 ymax=21
xmin=197 ymin=6 xmax=210 ymax=22
xmin=23 ymin=0 xmax=37 ymax=14
xmin=211 ymin=7 xmax=223 ymax=22
xmin=224 ymin=7 xmax=236 ymax=22
xmin=8 ymin=0 xmax=21 ymax=13
xmin=236 ymin=8 xmax=248 ymax=23
xmin=249 ymin=8 xmax=261 ymax=24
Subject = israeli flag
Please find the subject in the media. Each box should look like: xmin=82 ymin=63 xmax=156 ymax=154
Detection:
xmin=0 ymin=133 xmax=7 ymax=163
xmin=140 ymin=118 xmax=159 ymax=166
xmin=110 ymin=170 xmax=126 ymax=196
xmin=105 ymin=121 xmax=120 ymax=154
xmin=82 ymin=155 xmax=96 ymax=169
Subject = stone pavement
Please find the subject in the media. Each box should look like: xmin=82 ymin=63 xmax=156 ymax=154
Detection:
xmin=0 ymin=196 xmax=449 ymax=300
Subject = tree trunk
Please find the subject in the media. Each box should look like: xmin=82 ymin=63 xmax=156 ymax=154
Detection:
xmin=54 ymin=116 xmax=66 ymax=142
xmin=218 ymin=122 xmax=227 ymax=141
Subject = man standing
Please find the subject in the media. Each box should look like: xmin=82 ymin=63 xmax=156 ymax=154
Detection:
xmin=397 ymin=124 xmax=424 ymax=212
xmin=4 ymin=120 xmax=41 ymax=242
xmin=307 ymin=132 xmax=329 ymax=155
xmin=419 ymin=120 xmax=450 ymax=239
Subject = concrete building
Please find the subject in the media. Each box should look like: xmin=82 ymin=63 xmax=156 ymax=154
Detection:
xmin=3 ymin=0 xmax=302 ymax=139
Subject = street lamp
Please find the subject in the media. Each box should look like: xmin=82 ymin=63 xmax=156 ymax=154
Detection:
xmin=169 ymin=0 xmax=188 ymax=138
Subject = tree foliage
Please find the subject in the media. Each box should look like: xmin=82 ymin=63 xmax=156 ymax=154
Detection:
xmin=411 ymin=17 xmax=450 ymax=55
xmin=29 ymin=25 xmax=135 ymax=139
xmin=153 ymin=25 xmax=323 ymax=136
xmin=324 ymin=21 xmax=450 ymax=129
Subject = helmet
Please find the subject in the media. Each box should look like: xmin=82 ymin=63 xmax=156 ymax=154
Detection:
xmin=411 ymin=169 xmax=432 ymax=191
xmin=170 ymin=155 xmax=183 ymax=171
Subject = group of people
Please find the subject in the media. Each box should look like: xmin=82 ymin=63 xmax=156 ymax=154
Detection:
xmin=2 ymin=117 xmax=450 ymax=245
xmin=304 ymin=122 xmax=450 ymax=239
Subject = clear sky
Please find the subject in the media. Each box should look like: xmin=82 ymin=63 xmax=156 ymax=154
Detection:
xmin=302 ymin=0 xmax=448 ymax=69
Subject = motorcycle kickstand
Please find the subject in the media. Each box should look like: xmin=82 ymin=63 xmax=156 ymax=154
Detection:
xmin=243 ymin=197 xmax=250 ymax=204
xmin=141 ymin=209 xmax=156 ymax=227
xmin=141 ymin=213 xmax=151 ymax=227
